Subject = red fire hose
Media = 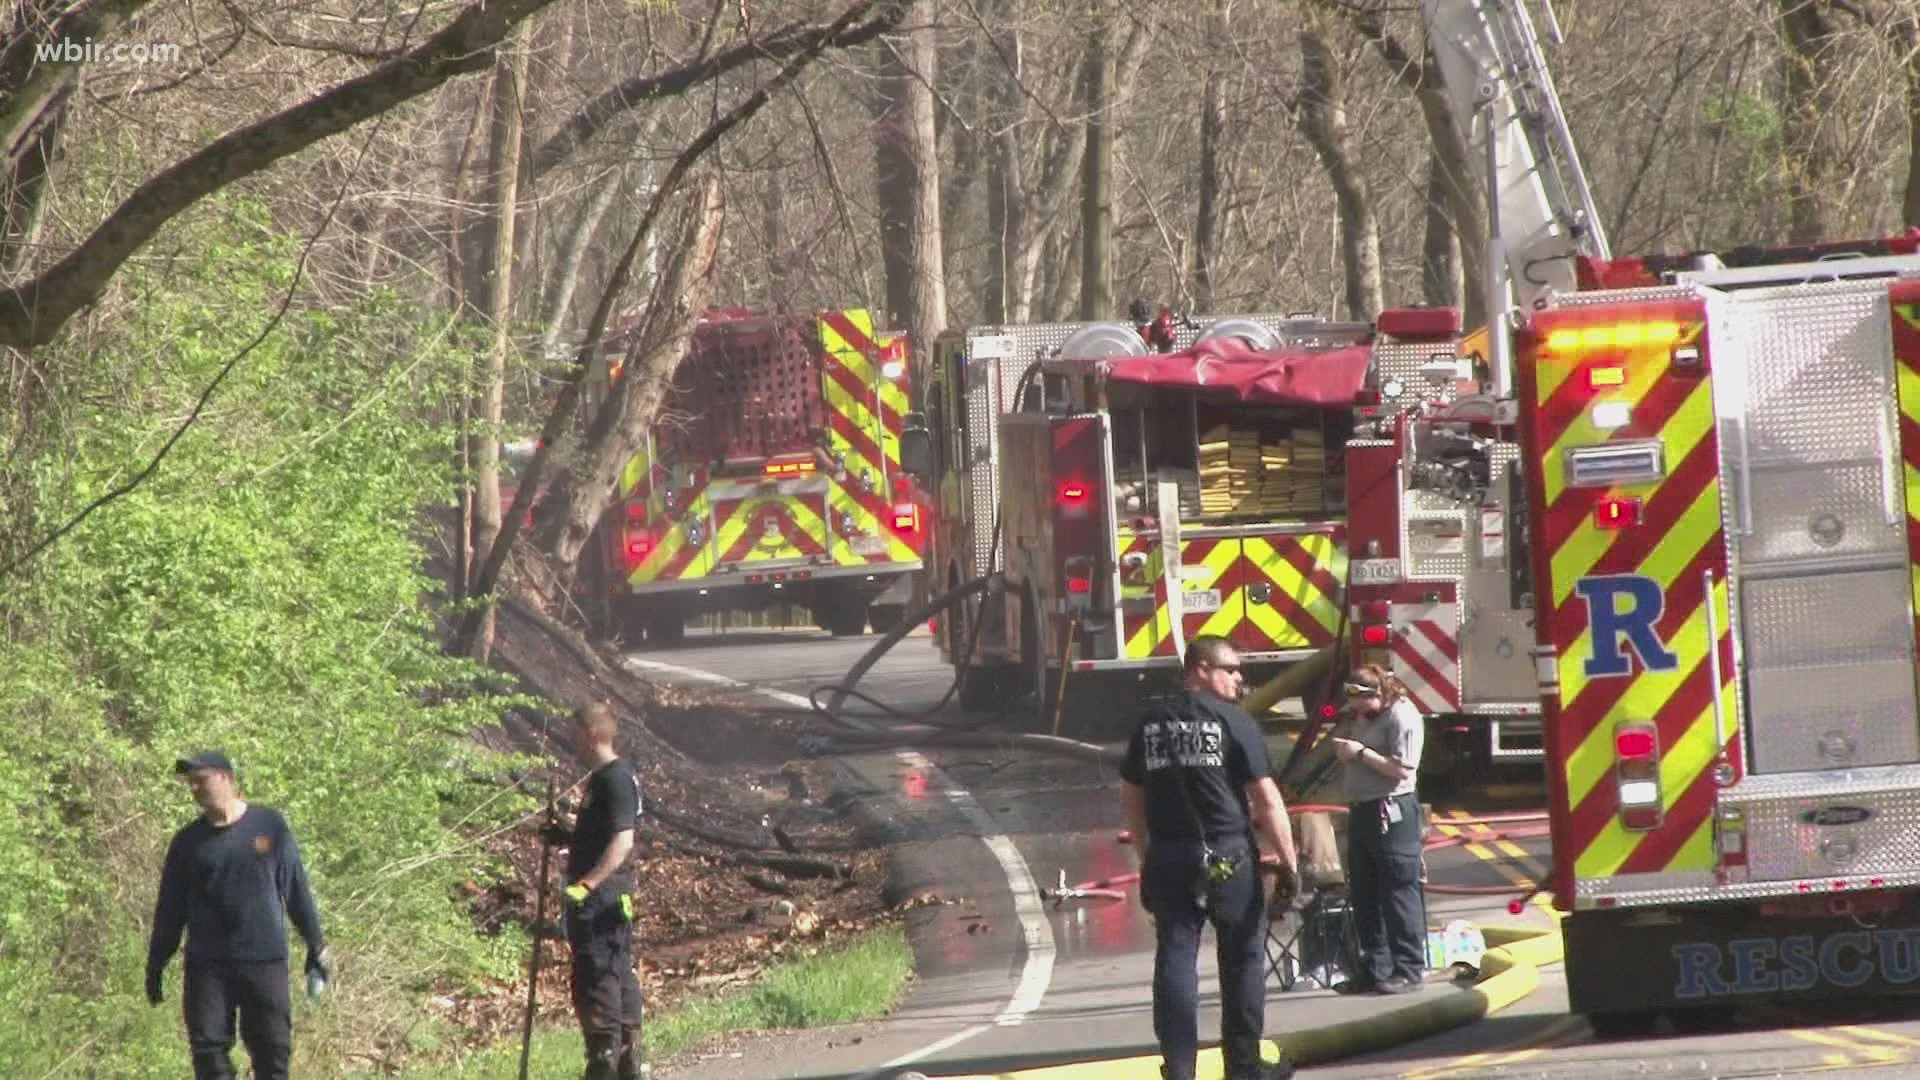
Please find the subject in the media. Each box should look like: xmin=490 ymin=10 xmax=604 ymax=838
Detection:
xmin=1051 ymin=806 xmax=1552 ymax=907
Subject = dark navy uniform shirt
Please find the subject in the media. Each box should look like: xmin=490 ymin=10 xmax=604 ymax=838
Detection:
xmin=568 ymin=758 xmax=641 ymax=881
xmin=148 ymin=804 xmax=324 ymax=967
xmin=1120 ymin=689 xmax=1272 ymax=844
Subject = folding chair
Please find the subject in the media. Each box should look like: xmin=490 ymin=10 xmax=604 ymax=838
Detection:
xmin=1266 ymin=883 xmax=1361 ymax=992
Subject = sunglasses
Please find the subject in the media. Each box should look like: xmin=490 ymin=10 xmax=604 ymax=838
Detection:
xmin=1344 ymin=682 xmax=1381 ymax=696
xmin=1207 ymin=662 xmax=1244 ymax=674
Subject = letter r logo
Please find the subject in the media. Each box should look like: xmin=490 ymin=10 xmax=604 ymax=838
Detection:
xmin=1576 ymin=574 xmax=1680 ymax=678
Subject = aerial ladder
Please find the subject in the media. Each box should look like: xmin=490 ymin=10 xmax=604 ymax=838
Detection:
xmin=1263 ymin=0 xmax=1610 ymax=790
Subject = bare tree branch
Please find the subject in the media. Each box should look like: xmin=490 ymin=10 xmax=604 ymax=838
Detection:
xmin=0 ymin=0 xmax=566 ymax=350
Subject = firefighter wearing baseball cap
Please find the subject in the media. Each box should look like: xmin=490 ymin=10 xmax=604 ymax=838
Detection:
xmin=146 ymin=751 xmax=329 ymax=1080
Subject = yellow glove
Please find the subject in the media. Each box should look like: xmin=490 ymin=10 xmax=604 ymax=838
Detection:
xmin=564 ymin=882 xmax=591 ymax=905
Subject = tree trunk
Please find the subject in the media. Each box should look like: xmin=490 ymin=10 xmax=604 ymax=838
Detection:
xmin=1897 ymin=13 xmax=1920 ymax=228
xmin=1297 ymin=31 xmax=1382 ymax=321
xmin=872 ymin=0 xmax=946 ymax=375
xmin=0 ymin=77 xmax=71 ymax=279
xmin=1421 ymin=149 xmax=1462 ymax=310
xmin=468 ymin=28 xmax=529 ymax=662
xmin=1078 ymin=9 xmax=1113 ymax=321
xmin=1778 ymin=0 xmax=1844 ymax=242
xmin=541 ymin=178 xmax=726 ymax=580
xmin=982 ymin=1 xmax=1026 ymax=324
xmin=1191 ymin=0 xmax=1231 ymax=313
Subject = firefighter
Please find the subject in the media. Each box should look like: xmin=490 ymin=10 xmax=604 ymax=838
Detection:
xmin=1121 ymin=635 xmax=1301 ymax=1080
xmin=550 ymin=702 xmax=646 ymax=1080
xmin=1327 ymin=664 xmax=1427 ymax=995
xmin=145 ymin=751 xmax=329 ymax=1080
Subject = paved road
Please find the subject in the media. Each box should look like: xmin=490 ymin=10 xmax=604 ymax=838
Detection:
xmin=636 ymin=628 xmax=1920 ymax=1079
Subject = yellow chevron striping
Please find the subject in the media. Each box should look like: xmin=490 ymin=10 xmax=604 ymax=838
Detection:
xmin=626 ymin=488 xmax=715 ymax=584
xmin=1565 ymin=566 xmax=1725 ymax=811
xmin=1574 ymin=699 xmax=1726 ymax=879
xmin=820 ymin=311 xmax=910 ymax=421
xmin=1241 ymin=533 xmax=1345 ymax=637
xmin=1547 ymin=379 xmax=1714 ymax=610
xmin=824 ymin=485 xmax=917 ymax=565
xmin=1554 ymin=472 xmax=1723 ymax=718
xmin=706 ymin=492 xmax=829 ymax=564
xmin=1539 ymin=337 xmax=1681 ymax=507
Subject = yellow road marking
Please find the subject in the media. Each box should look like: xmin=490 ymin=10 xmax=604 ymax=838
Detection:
xmin=1398 ymin=1015 xmax=1582 ymax=1080
xmin=1839 ymin=1025 xmax=1920 ymax=1049
xmin=1790 ymin=1028 xmax=1908 ymax=1065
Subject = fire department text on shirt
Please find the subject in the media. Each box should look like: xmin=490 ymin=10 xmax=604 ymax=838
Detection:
xmin=1142 ymin=718 xmax=1226 ymax=770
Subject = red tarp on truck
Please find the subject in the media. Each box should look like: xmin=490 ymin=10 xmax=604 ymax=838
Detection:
xmin=1079 ymin=338 xmax=1372 ymax=408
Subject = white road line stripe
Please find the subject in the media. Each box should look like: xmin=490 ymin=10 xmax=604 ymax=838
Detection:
xmin=621 ymin=656 xmax=1057 ymax=1073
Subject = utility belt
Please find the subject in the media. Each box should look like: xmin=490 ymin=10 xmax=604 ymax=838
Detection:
xmin=1349 ymin=791 xmax=1421 ymax=837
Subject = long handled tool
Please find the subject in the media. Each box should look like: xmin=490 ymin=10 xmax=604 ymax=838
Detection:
xmin=519 ymin=714 xmax=558 ymax=1080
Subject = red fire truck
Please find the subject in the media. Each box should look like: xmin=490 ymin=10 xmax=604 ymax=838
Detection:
xmin=917 ymin=309 xmax=1477 ymax=736
xmin=582 ymin=307 xmax=926 ymax=645
xmin=1425 ymin=0 xmax=1920 ymax=1026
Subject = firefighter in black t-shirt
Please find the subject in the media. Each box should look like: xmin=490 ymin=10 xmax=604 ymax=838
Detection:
xmin=1121 ymin=636 xmax=1302 ymax=1080
xmin=548 ymin=703 xmax=645 ymax=1080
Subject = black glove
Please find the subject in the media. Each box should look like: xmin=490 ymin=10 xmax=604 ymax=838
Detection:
xmin=1268 ymin=863 xmax=1301 ymax=916
xmin=306 ymin=945 xmax=332 ymax=981
xmin=145 ymin=966 xmax=164 ymax=1006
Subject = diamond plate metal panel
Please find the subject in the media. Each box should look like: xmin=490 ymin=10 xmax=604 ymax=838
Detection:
xmin=1741 ymin=463 xmax=1904 ymax=563
xmin=1373 ymin=338 xmax=1463 ymax=411
xmin=1737 ymin=779 xmax=1920 ymax=881
xmin=1743 ymin=565 xmax=1919 ymax=771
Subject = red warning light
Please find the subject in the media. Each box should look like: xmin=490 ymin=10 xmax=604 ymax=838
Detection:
xmin=1615 ymin=728 xmax=1657 ymax=759
xmin=1587 ymin=364 xmax=1628 ymax=390
xmin=1066 ymin=576 xmax=1092 ymax=595
xmin=1360 ymin=624 xmax=1391 ymax=646
xmin=1059 ymin=483 xmax=1088 ymax=504
xmin=1594 ymin=497 xmax=1640 ymax=529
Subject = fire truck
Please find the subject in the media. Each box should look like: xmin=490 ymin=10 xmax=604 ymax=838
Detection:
xmin=583 ymin=307 xmax=926 ymax=645
xmin=1430 ymin=0 xmax=1920 ymax=1026
xmin=914 ymin=307 xmax=1509 ymax=745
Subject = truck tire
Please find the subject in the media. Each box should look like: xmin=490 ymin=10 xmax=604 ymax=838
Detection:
xmin=867 ymin=604 xmax=906 ymax=636
xmin=957 ymin=665 xmax=1005 ymax=712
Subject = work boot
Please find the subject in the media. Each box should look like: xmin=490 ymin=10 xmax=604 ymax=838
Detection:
xmin=616 ymin=1024 xmax=643 ymax=1080
xmin=582 ymin=1031 xmax=620 ymax=1080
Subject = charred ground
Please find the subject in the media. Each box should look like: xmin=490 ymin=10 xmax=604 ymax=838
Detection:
xmin=436 ymin=559 xmax=902 ymax=1051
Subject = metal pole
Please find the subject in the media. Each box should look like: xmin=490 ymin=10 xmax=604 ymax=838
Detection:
xmin=518 ymin=715 xmax=558 ymax=1080
xmin=1481 ymin=97 xmax=1514 ymax=401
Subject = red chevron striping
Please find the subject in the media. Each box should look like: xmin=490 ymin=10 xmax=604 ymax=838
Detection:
xmin=1555 ymin=540 xmax=1723 ymax=749
xmin=822 ymin=350 xmax=904 ymax=428
xmin=1902 ymin=413 xmax=1920 ymax=472
xmin=1390 ymin=629 xmax=1458 ymax=710
xmin=712 ymin=503 xmax=826 ymax=566
xmin=1409 ymin=618 xmax=1460 ymax=664
xmin=1255 ymin=582 xmax=1334 ymax=649
xmin=1549 ymin=438 xmax=1722 ymax=652
xmin=1262 ymin=533 xmax=1344 ymax=607
xmin=1540 ymin=355 xmax=1710 ymax=544
xmin=1561 ymin=637 xmax=1720 ymax=865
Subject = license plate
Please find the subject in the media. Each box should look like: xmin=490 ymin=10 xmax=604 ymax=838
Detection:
xmin=1182 ymin=588 xmax=1222 ymax=613
xmin=1351 ymin=559 xmax=1403 ymax=586
xmin=850 ymin=536 xmax=889 ymax=555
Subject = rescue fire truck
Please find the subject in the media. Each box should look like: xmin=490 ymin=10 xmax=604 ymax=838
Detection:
xmin=583 ymin=307 xmax=926 ymax=645
xmin=1431 ymin=0 xmax=1920 ymax=1026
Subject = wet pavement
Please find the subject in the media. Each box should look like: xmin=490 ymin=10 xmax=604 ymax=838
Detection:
xmin=635 ymin=628 xmax=1920 ymax=1080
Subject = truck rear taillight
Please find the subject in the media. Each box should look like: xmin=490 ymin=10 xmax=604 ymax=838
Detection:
xmin=1614 ymin=721 xmax=1663 ymax=831
xmin=624 ymin=532 xmax=653 ymax=562
xmin=1058 ymin=482 xmax=1088 ymax=506
xmin=626 ymin=502 xmax=647 ymax=521
xmin=1594 ymin=498 xmax=1641 ymax=529
xmin=891 ymin=505 xmax=919 ymax=532
xmin=1360 ymin=624 xmax=1392 ymax=646
xmin=1585 ymin=363 xmax=1627 ymax=390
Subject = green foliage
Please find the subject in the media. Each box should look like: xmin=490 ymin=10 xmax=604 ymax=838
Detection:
xmin=386 ymin=925 xmax=914 ymax=1078
xmin=0 ymin=193 xmax=542 ymax=1075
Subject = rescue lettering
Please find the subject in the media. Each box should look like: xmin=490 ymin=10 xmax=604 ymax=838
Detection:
xmin=1574 ymin=574 xmax=1679 ymax=678
xmin=1671 ymin=929 xmax=1920 ymax=998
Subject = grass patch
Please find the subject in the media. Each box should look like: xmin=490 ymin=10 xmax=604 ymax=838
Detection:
xmin=386 ymin=924 xmax=913 ymax=1077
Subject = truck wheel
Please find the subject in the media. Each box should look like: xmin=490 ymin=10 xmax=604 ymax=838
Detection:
xmin=957 ymin=665 xmax=1005 ymax=712
xmin=645 ymin=608 xmax=685 ymax=646
xmin=867 ymin=604 xmax=906 ymax=636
